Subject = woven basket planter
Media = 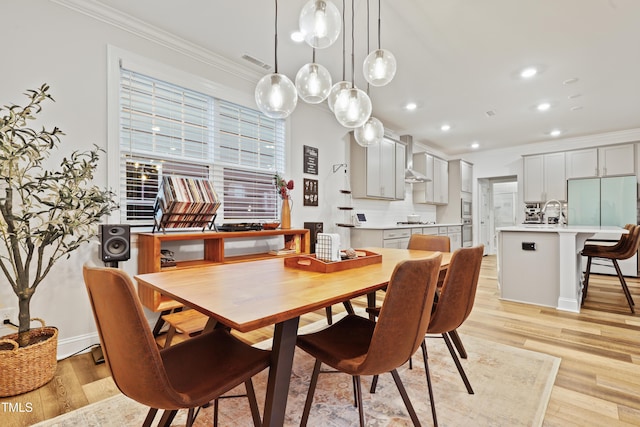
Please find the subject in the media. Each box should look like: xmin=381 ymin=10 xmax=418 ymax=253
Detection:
xmin=0 ymin=318 xmax=58 ymax=397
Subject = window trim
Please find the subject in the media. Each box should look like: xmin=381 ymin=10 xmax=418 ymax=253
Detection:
xmin=107 ymin=45 xmax=291 ymax=227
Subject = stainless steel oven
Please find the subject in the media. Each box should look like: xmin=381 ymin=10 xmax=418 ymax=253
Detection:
xmin=462 ymin=219 xmax=472 ymax=247
xmin=461 ymin=199 xmax=472 ymax=220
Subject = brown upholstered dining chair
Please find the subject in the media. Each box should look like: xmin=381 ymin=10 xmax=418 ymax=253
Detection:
xmin=421 ymin=244 xmax=484 ymax=395
xmin=370 ymin=245 xmax=484 ymax=416
xmin=581 ymin=224 xmax=640 ymax=313
xmin=297 ymin=253 xmax=443 ymax=427
xmin=83 ymin=265 xmax=271 ymax=427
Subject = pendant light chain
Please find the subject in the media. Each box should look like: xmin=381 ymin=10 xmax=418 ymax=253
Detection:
xmin=351 ymin=0 xmax=355 ymax=86
xmin=341 ymin=0 xmax=346 ymax=81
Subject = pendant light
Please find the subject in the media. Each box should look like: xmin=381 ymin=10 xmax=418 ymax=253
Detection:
xmin=296 ymin=49 xmax=332 ymax=104
xmin=255 ymin=0 xmax=297 ymax=119
xmin=334 ymin=0 xmax=372 ymax=128
xmin=299 ymin=0 xmax=342 ymax=49
xmin=327 ymin=0 xmax=350 ymax=112
xmin=363 ymin=0 xmax=396 ymax=87
xmin=354 ymin=0 xmax=384 ymax=147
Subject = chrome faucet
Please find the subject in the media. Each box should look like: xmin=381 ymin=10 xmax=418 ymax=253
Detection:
xmin=542 ymin=199 xmax=565 ymax=225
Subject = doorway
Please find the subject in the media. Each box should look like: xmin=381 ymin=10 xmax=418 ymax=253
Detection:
xmin=478 ymin=176 xmax=518 ymax=255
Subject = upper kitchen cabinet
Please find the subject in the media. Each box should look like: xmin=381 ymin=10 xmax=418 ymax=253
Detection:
xmin=460 ymin=160 xmax=473 ymax=193
xmin=565 ymin=144 xmax=635 ymax=179
xmin=350 ymin=135 xmax=405 ymax=200
xmin=412 ymin=153 xmax=448 ymax=204
xmin=523 ymin=152 xmax=566 ymax=202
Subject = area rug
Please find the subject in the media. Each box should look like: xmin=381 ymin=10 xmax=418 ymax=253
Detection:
xmin=34 ymin=325 xmax=559 ymax=426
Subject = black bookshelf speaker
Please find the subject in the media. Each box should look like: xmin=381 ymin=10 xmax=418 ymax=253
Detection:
xmin=304 ymin=222 xmax=323 ymax=254
xmin=99 ymin=224 xmax=131 ymax=262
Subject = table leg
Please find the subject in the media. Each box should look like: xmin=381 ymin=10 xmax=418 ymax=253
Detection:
xmin=367 ymin=291 xmax=377 ymax=321
xmin=263 ymin=316 xmax=300 ymax=427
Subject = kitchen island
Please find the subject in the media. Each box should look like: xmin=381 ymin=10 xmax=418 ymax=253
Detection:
xmin=497 ymin=225 xmax=627 ymax=312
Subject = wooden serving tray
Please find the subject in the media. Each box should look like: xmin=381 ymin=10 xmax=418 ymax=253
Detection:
xmin=283 ymin=250 xmax=382 ymax=273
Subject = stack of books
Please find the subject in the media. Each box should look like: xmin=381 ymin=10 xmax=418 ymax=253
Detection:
xmin=154 ymin=176 xmax=221 ymax=230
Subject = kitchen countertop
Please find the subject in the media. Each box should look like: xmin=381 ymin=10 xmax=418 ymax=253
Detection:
xmin=353 ymin=223 xmax=463 ymax=230
xmin=498 ymin=225 xmax=628 ymax=233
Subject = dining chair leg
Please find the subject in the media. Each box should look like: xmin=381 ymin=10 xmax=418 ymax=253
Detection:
xmin=352 ymin=376 xmax=358 ymax=407
xmin=213 ymin=399 xmax=219 ymax=427
xmin=157 ymin=409 xmax=177 ymax=427
xmin=612 ymin=259 xmax=636 ymax=313
xmin=142 ymin=408 xmax=158 ymax=427
xmin=353 ymin=375 xmax=365 ymax=427
xmin=245 ymin=379 xmax=262 ymax=427
xmin=300 ymin=359 xmax=322 ymax=427
xmin=343 ymin=300 xmax=355 ymax=314
xmin=185 ymin=407 xmax=195 ymax=427
xmin=582 ymin=256 xmax=592 ymax=305
xmin=390 ymin=369 xmax=421 ymax=427
xmin=325 ymin=306 xmax=333 ymax=325
xmin=442 ymin=333 xmax=474 ymax=394
xmin=449 ymin=329 xmax=467 ymax=359
xmin=369 ymin=374 xmax=379 ymax=394
xmin=420 ymin=340 xmax=438 ymax=427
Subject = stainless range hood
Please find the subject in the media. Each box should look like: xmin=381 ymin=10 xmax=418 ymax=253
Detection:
xmin=400 ymin=135 xmax=429 ymax=183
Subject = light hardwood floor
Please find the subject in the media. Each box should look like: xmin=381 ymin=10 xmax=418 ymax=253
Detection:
xmin=3 ymin=255 xmax=640 ymax=426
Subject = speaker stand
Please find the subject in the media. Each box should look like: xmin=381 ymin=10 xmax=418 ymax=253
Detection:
xmin=105 ymin=261 xmax=119 ymax=268
xmin=91 ymin=345 xmax=105 ymax=365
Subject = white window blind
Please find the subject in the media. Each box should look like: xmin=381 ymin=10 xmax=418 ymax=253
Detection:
xmin=119 ymin=68 xmax=285 ymax=225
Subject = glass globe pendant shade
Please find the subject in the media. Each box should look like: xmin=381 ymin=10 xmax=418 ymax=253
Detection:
xmin=255 ymin=73 xmax=298 ymax=119
xmin=354 ymin=116 xmax=384 ymax=147
xmin=363 ymin=48 xmax=397 ymax=87
xmin=299 ymin=0 xmax=341 ymax=49
xmin=295 ymin=62 xmax=332 ymax=104
xmin=327 ymin=81 xmax=351 ymax=112
xmin=333 ymin=87 xmax=372 ymax=128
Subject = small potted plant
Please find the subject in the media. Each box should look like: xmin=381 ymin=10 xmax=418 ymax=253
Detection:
xmin=0 ymin=84 xmax=117 ymax=396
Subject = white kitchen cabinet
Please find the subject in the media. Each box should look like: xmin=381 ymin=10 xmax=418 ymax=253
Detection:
xmin=523 ymin=152 xmax=566 ymax=202
xmin=412 ymin=153 xmax=448 ymax=205
xmin=565 ymin=144 xmax=635 ymax=179
xmin=460 ymin=160 xmax=473 ymax=193
xmin=395 ymin=142 xmax=406 ymax=200
xmin=565 ymin=148 xmax=598 ymax=179
xmin=448 ymin=226 xmax=462 ymax=251
xmin=599 ymin=144 xmax=635 ymax=176
xmin=351 ymin=135 xmax=404 ymax=200
xmin=434 ymin=157 xmax=449 ymax=204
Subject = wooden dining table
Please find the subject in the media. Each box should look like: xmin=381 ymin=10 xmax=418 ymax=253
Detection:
xmin=135 ymin=247 xmax=451 ymax=427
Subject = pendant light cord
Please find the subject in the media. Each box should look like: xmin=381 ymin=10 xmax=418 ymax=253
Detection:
xmin=341 ymin=0 xmax=346 ymax=81
xmin=274 ymin=0 xmax=279 ymax=73
xmin=351 ymin=0 xmax=355 ymax=85
xmin=377 ymin=0 xmax=382 ymax=49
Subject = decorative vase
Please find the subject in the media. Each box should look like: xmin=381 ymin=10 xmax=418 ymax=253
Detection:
xmin=0 ymin=318 xmax=58 ymax=397
xmin=281 ymin=197 xmax=291 ymax=229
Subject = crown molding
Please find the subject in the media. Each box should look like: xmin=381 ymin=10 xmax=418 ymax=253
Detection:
xmin=51 ymin=0 xmax=263 ymax=83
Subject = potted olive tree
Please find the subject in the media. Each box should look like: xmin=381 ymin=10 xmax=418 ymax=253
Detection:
xmin=0 ymin=84 xmax=117 ymax=396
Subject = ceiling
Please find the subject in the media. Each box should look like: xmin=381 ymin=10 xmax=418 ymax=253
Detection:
xmin=92 ymin=0 xmax=640 ymax=155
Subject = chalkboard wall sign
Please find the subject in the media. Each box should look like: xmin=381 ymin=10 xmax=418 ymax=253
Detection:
xmin=303 ymin=145 xmax=318 ymax=175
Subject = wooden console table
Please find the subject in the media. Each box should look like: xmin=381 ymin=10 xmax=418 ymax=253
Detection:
xmin=137 ymin=229 xmax=310 ymax=311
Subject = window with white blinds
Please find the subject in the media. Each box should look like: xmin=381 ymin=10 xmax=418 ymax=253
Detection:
xmin=119 ymin=68 xmax=285 ymax=225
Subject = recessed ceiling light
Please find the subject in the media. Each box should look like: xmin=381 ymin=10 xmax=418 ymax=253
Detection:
xmin=291 ymin=31 xmax=305 ymax=42
xmin=549 ymin=129 xmax=561 ymax=137
xmin=520 ymin=67 xmax=538 ymax=78
xmin=471 ymin=142 xmax=480 ymax=149
xmin=563 ymin=77 xmax=579 ymax=85
xmin=570 ymin=106 xmax=583 ymax=111
xmin=568 ymin=93 xmax=582 ymax=99
xmin=536 ymin=102 xmax=551 ymax=111
xmin=440 ymin=124 xmax=451 ymax=131
xmin=405 ymin=102 xmax=418 ymax=111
